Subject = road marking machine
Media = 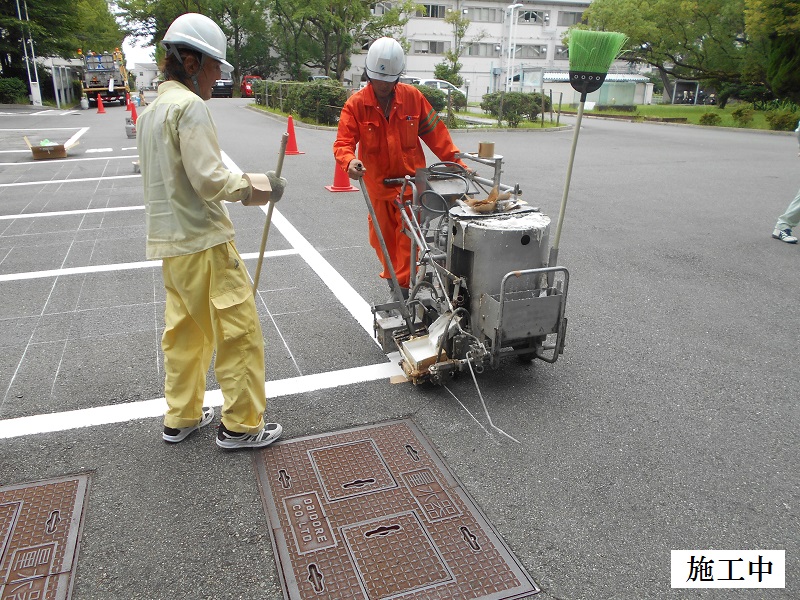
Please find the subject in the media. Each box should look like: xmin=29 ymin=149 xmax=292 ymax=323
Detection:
xmin=361 ymin=149 xmax=569 ymax=389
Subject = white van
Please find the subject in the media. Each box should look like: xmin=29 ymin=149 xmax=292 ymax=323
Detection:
xmin=416 ymin=79 xmax=465 ymax=96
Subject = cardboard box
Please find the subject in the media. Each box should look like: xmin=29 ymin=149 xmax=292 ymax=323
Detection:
xmin=24 ymin=138 xmax=69 ymax=160
xmin=23 ymin=128 xmax=86 ymax=161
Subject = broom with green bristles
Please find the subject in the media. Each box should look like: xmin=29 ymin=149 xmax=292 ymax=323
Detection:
xmin=549 ymin=29 xmax=628 ymax=273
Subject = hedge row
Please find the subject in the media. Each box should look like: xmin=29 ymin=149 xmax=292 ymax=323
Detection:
xmin=251 ymin=80 xmax=469 ymax=125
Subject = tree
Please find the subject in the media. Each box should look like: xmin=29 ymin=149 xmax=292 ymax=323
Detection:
xmin=434 ymin=3 xmax=485 ymax=88
xmin=584 ymin=0 xmax=761 ymax=102
xmin=267 ymin=0 xmax=415 ymax=82
xmin=745 ymin=0 xmax=800 ymax=103
xmin=0 ymin=0 xmax=124 ymax=92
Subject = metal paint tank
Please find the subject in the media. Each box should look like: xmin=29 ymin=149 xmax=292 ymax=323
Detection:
xmin=447 ymin=209 xmax=551 ymax=320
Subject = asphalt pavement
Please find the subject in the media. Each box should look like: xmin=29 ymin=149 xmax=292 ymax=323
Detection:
xmin=0 ymin=95 xmax=796 ymax=600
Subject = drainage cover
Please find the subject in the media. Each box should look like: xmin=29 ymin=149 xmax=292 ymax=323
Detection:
xmin=254 ymin=419 xmax=539 ymax=600
xmin=0 ymin=474 xmax=90 ymax=600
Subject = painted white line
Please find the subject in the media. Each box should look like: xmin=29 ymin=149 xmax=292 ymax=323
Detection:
xmin=0 ymin=150 xmax=31 ymax=154
xmin=0 ymin=361 xmax=403 ymax=439
xmin=0 ymin=206 xmax=144 ymax=220
xmin=0 ymin=127 xmax=90 ymax=131
xmin=63 ymin=127 xmax=89 ymax=148
xmin=0 ymin=154 xmax=138 ymax=167
xmin=0 ymin=249 xmax=300 ymax=282
xmin=86 ymin=148 xmax=113 ymax=153
xmin=0 ymin=174 xmax=140 ymax=187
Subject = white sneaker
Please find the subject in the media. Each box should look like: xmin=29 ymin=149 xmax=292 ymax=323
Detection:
xmin=216 ymin=422 xmax=283 ymax=449
xmin=772 ymin=228 xmax=798 ymax=244
xmin=162 ymin=407 xmax=215 ymax=443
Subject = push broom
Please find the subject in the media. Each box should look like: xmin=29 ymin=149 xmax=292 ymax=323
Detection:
xmin=548 ymin=29 xmax=628 ymax=273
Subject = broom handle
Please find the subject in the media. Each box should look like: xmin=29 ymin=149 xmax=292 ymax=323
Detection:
xmin=549 ymin=93 xmax=587 ymax=273
xmin=553 ymin=93 xmax=586 ymax=252
xmin=252 ymin=133 xmax=289 ymax=293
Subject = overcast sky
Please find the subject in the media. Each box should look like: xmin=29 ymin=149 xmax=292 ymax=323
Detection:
xmin=122 ymin=36 xmax=155 ymax=69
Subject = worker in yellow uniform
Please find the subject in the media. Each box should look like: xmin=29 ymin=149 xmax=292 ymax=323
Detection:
xmin=333 ymin=37 xmax=468 ymax=298
xmin=137 ymin=12 xmax=286 ymax=449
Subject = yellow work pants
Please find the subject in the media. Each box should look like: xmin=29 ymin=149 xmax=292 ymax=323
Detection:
xmin=161 ymin=241 xmax=266 ymax=434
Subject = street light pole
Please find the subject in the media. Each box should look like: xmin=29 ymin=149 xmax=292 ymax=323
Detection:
xmin=505 ymin=3 xmax=523 ymax=93
xmin=15 ymin=0 xmax=42 ymax=106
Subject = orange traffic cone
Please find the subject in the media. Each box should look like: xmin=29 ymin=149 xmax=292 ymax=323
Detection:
xmin=96 ymin=94 xmax=105 ymax=114
xmin=126 ymin=93 xmax=132 ymax=111
xmin=325 ymin=164 xmax=359 ymax=192
xmin=285 ymin=115 xmax=304 ymax=155
xmin=131 ymin=103 xmax=138 ymax=124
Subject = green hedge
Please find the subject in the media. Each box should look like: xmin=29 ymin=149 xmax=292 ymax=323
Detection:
xmin=412 ymin=85 xmax=467 ymax=112
xmin=0 ymin=77 xmax=28 ymax=104
xmin=765 ymin=108 xmax=800 ymax=131
xmin=480 ymin=91 xmax=552 ymax=127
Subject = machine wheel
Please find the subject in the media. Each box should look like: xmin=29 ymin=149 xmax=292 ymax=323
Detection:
xmin=513 ymin=337 xmax=545 ymax=362
xmin=513 ymin=345 xmax=536 ymax=362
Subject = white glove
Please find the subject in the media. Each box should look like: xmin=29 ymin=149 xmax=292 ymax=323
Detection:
xmin=267 ymin=170 xmax=287 ymax=202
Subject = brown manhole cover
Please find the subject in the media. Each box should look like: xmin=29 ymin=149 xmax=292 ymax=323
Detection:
xmin=255 ymin=419 xmax=539 ymax=599
xmin=0 ymin=474 xmax=90 ymax=600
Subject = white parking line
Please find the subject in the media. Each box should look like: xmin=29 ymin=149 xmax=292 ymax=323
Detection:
xmin=0 ymin=206 xmax=144 ymax=220
xmin=0 ymin=154 xmax=138 ymax=167
xmin=0 ymin=360 xmax=403 ymax=439
xmin=0 ymin=174 xmax=140 ymax=187
xmin=0 ymin=249 xmax=300 ymax=282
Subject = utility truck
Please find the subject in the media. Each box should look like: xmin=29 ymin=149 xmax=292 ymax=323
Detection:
xmin=79 ymin=48 xmax=130 ymax=107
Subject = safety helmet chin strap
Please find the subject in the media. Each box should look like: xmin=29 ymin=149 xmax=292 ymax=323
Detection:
xmin=167 ymin=44 xmax=206 ymax=96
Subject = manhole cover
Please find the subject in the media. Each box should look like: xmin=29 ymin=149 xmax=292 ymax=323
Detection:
xmin=254 ymin=419 xmax=539 ymax=600
xmin=0 ymin=474 xmax=90 ymax=600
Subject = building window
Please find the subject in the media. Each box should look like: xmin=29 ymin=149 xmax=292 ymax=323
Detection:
xmin=516 ymin=45 xmax=547 ymax=59
xmin=371 ymin=2 xmax=393 ymax=16
xmin=416 ymin=4 xmax=447 ymax=18
xmin=557 ymin=11 xmax=584 ymax=27
xmin=412 ymin=40 xmax=450 ymax=54
xmin=466 ymin=43 xmax=502 ymax=57
xmin=520 ymin=10 xmax=549 ymax=24
xmin=555 ymin=45 xmax=569 ymax=60
xmin=464 ymin=7 xmax=502 ymax=22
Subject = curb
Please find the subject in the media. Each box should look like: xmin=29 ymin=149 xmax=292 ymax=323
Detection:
xmin=246 ymin=104 xmax=572 ymax=133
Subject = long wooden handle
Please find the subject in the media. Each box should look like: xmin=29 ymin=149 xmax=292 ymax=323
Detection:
xmin=252 ymin=132 xmax=290 ymax=293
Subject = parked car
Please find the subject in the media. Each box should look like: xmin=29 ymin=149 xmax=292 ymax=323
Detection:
xmin=308 ymin=75 xmax=331 ymax=82
xmin=240 ymin=75 xmax=262 ymax=97
xmin=211 ymin=78 xmax=233 ymax=98
xmin=417 ymin=79 xmax=465 ymax=96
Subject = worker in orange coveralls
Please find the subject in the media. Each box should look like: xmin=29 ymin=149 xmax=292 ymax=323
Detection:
xmin=333 ymin=37 xmax=468 ymax=299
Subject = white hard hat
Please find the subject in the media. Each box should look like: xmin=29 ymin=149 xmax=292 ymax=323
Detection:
xmin=365 ymin=38 xmax=405 ymax=82
xmin=162 ymin=13 xmax=232 ymax=70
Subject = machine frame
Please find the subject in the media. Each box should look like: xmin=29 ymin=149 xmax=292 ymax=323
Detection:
xmin=363 ymin=151 xmax=569 ymax=384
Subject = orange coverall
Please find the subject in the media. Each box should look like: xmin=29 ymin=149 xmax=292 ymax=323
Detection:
xmin=333 ymin=83 xmax=466 ymax=288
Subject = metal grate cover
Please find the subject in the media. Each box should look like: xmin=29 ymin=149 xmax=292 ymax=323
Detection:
xmin=0 ymin=474 xmax=90 ymax=600
xmin=255 ymin=419 xmax=539 ymax=600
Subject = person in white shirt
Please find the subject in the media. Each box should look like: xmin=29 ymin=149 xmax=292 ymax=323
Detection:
xmin=772 ymin=121 xmax=800 ymax=244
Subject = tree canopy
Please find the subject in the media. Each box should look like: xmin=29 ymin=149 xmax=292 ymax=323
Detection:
xmin=584 ymin=0 xmax=800 ymax=102
xmin=0 ymin=0 xmax=124 ymax=82
xmin=116 ymin=0 xmax=415 ymax=83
